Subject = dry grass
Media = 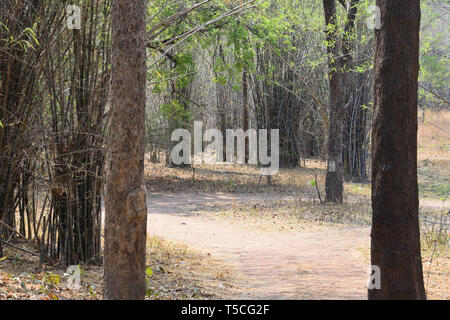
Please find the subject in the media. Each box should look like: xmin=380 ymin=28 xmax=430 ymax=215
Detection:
xmin=144 ymin=110 xmax=449 ymax=201
xmin=418 ymin=159 xmax=450 ymax=200
xmin=0 ymin=236 xmax=234 ymax=300
xmin=145 ymin=157 xmax=373 ymax=204
xmin=145 ymin=159 xmax=321 ymax=195
xmin=418 ymin=110 xmax=450 ymax=161
xmin=192 ymin=198 xmax=448 ymax=299
xmin=192 ymin=198 xmax=372 ymax=232
xmin=144 ymin=237 xmax=235 ymax=299
xmin=0 ymin=242 xmax=103 ymax=300
xmin=417 ymin=110 xmax=450 ymax=200
xmin=423 ymin=256 xmax=449 ymax=300
xmin=357 ymin=244 xmax=448 ymax=300
xmin=1 ymin=110 xmax=447 ymax=300
xmin=420 ymin=208 xmax=449 ymax=299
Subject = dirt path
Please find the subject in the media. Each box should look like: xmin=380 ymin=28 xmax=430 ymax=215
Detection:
xmin=420 ymin=198 xmax=449 ymax=210
xmin=146 ymin=192 xmax=371 ymax=299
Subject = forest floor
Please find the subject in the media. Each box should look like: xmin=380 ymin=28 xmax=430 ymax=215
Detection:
xmin=0 ymin=111 xmax=448 ymax=300
xmin=144 ymin=185 xmax=448 ymax=300
xmin=140 ymin=110 xmax=449 ymax=300
xmin=1 ymin=183 xmax=447 ymax=300
xmin=146 ymin=192 xmax=371 ymax=299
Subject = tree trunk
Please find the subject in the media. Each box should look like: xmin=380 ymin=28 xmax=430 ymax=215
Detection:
xmin=104 ymin=0 xmax=148 ymax=300
xmin=323 ymin=0 xmax=360 ymax=202
xmin=215 ymin=44 xmax=228 ymax=162
xmin=323 ymin=0 xmax=345 ymax=202
xmin=369 ymin=0 xmax=426 ymax=300
xmin=242 ymin=67 xmax=249 ymax=162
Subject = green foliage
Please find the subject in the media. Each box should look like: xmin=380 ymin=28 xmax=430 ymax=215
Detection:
xmin=160 ymin=99 xmax=191 ymax=124
xmin=146 ymin=266 xmax=153 ymax=277
xmin=39 ymin=271 xmax=61 ymax=294
xmin=0 ymin=22 xmax=39 ymax=51
xmin=419 ymin=1 xmax=450 ymax=109
xmin=308 ymin=180 xmax=317 ymax=187
xmin=145 ymin=267 xmax=159 ymax=298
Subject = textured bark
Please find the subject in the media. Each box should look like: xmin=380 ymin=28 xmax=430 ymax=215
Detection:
xmin=323 ymin=0 xmax=360 ymax=202
xmin=323 ymin=0 xmax=343 ymax=202
xmin=242 ymin=67 xmax=249 ymax=162
xmin=104 ymin=0 xmax=148 ymax=300
xmin=369 ymin=0 xmax=426 ymax=300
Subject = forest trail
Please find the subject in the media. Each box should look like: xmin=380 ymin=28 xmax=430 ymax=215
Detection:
xmin=146 ymin=192 xmax=372 ymax=299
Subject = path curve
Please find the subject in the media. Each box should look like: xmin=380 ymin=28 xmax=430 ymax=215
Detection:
xmin=146 ymin=192 xmax=371 ymax=299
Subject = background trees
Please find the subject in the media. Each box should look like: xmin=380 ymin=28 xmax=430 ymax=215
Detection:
xmin=0 ymin=0 xmax=43 ymax=257
xmin=42 ymin=0 xmax=110 ymax=266
xmin=322 ymin=0 xmax=360 ymax=202
xmin=0 ymin=0 xmax=110 ymax=265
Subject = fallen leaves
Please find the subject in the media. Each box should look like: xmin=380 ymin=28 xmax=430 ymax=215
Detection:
xmin=0 ymin=236 xmax=234 ymax=300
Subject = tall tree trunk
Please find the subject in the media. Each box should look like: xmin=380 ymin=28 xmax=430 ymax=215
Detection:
xmin=323 ymin=0 xmax=360 ymax=202
xmin=323 ymin=0 xmax=344 ymax=202
xmin=242 ymin=67 xmax=249 ymax=162
xmin=324 ymin=76 xmax=345 ymax=202
xmin=369 ymin=0 xmax=426 ymax=300
xmin=104 ymin=0 xmax=148 ymax=300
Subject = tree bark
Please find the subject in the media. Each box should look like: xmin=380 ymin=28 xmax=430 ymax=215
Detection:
xmin=323 ymin=0 xmax=344 ymax=202
xmin=215 ymin=44 xmax=228 ymax=162
xmin=242 ymin=67 xmax=249 ymax=162
xmin=323 ymin=0 xmax=360 ymax=202
xmin=369 ymin=0 xmax=426 ymax=300
xmin=104 ymin=0 xmax=148 ymax=300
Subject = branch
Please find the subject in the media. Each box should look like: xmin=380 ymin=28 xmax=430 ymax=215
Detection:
xmin=342 ymin=0 xmax=360 ymax=60
xmin=147 ymin=43 xmax=178 ymax=64
xmin=148 ymin=0 xmax=259 ymax=69
xmin=338 ymin=0 xmax=347 ymax=9
xmin=3 ymin=240 xmax=39 ymax=257
xmin=314 ymin=174 xmax=324 ymax=204
xmin=419 ymin=84 xmax=450 ymax=106
xmin=147 ymin=0 xmax=213 ymax=40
